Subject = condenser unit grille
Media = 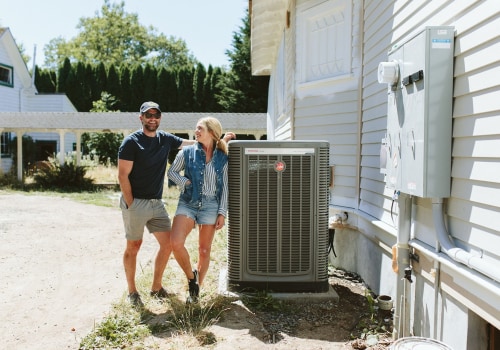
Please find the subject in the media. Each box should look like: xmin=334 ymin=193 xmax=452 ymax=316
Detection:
xmin=246 ymin=155 xmax=312 ymax=274
xmin=227 ymin=140 xmax=330 ymax=293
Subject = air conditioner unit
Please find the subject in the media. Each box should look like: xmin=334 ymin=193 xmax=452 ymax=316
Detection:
xmin=227 ymin=140 xmax=330 ymax=293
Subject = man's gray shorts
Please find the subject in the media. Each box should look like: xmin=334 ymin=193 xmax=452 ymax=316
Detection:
xmin=120 ymin=196 xmax=172 ymax=240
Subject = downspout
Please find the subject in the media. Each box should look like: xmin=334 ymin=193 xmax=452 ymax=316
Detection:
xmin=431 ymin=197 xmax=500 ymax=282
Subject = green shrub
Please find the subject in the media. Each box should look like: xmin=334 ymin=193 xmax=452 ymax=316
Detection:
xmin=33 ymin=157 xmax=94 ymax=191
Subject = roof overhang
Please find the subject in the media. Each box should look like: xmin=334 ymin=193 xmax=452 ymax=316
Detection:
xmin=250 ymin=0 xmax=287 ymax=76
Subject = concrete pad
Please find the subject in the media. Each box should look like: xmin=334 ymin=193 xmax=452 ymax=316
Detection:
xmin=217 ymin=268 xmax=339 ymax=303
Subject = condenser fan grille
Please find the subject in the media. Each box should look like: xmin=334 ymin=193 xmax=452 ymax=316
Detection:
xmin=227 ymin=141 xmax=330 ymax=293
xmin=246 ymin=155 xmax=312 ymax=274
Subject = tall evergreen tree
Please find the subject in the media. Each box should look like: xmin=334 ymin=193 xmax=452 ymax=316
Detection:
xmin=57 ymin=58 xmax=71 ymax=93
xmin=65 ymin=62 xmax=90 ymax=111
xmin=203 ymin=65 xmax=215 ymax=112
xmin=90 ymin=62 xmax=107 ymax=103
xmin=177 ymin=66 xmax=195 ymax=112
xmin=193 ymin=63 xmax=207 ymax=111
xmin=34 ymin=66 xmax=56 ymax=93
xmin=210 ymin=67 xmax=225 ymax=112
xmin=218 ymin=10 xmax=269 ymax=112
xmin=161 ymin=68 xmax=179 ymax=111
xmin=130 ymin=65 xmax=145 ymax=111
xmin=143 ymin=64 xmax=158 ymax=103
xmin=119 ymin=65 xmax=132 ymax=111
xmin=106 ymin=64 xmax=121 ymax=109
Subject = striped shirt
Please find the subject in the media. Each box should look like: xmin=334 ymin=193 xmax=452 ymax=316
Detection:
xmin=168 ymin=149 xmax=229 ymax=217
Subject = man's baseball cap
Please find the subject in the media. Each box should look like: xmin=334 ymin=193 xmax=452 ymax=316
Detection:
xmin=140 ymin=101 xmax=161 ymax=113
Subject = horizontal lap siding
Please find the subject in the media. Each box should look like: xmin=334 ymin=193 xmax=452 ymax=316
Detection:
xmin=293 ymin=1 xmax=363 ymax=209
xmin=359 ymin=0 xmax=395 ymax=221
xmin=361 ymin=0 xmax=500 ymax=262
xmin=449 ymin=1 xmax=500 ymax=261
xmin=0 ymin=48 xmax=20 ymax=111
xmin=295 ymin=91 xmax=359 ymax=207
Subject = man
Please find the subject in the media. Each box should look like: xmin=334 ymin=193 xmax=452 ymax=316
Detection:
xmin=118 ymin=101 xmax=234 ymax=307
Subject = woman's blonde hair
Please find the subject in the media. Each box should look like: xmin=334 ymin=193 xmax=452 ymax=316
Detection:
xmin=198 ymin=117 xmax=228 ymax=154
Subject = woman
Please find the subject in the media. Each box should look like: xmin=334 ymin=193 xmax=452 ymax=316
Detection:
xmin=167 ymin=117 xmax=230 ymax=303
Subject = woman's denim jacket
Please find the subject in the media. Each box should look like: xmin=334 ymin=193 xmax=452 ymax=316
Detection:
xmin=181 ymin=143 xmax=228 ymax=207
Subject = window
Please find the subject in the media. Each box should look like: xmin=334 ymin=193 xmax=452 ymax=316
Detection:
xmin=0 ymin=64 xmax=14 ymax=87
xmin=296 ymin=0 xmax=353 ymax=97
xmin=1 ymin=132 xmax=12 ymax=156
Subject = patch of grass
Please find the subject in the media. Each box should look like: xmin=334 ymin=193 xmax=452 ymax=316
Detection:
xmin=79 ymin=305 xmax=150 ymax=349
xmin=165 ymin=297 xmax=229 ymax=337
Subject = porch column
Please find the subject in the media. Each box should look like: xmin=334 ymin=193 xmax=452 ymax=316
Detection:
xmin=188 ymin=131 xmax=195 ymax=140
xmin=254 ymin=133 xmax=263 ymax=140
xmin=0 ymin=128 xmax=3 ymax=175
xmin=58 ymin=130 xmax=65 ymax=165
xmin=75 ymin=131 xmax=82 ymax=166
xmin=16 ymin=129 xmax=26 ymax=181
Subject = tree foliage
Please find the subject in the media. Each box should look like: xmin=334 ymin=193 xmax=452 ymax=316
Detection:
xmin=35 ymin=5 xmax=269 ymax=115
xmin=43 ymin=0 xmax=195 ymax=69
xmin=82 ymin=92 xmax=123 ymax=166
xmin=218 ymin=9 xmax=269 ymax=112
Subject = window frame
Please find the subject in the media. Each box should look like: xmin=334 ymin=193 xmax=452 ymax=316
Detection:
xmin=1 ymin=132 xmax=12 ymax=157
xmin=296 ymin=0 xmax=354 ymax=98
xmin=0 ymin=63 xmax=14 ymax=88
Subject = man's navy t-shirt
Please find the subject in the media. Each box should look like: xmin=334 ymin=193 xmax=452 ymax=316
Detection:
xmin=118 ymin=130 xmax=183 ymax=199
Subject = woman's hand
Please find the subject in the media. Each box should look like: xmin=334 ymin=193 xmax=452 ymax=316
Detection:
xmin=215 ymin=215 xmax=225 ymax=230
xmin=222 ymin=132 xmax=236 ymax=143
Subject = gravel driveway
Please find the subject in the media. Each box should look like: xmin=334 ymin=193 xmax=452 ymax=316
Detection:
xmin=0 ymin=192 xmax=157 ymax=349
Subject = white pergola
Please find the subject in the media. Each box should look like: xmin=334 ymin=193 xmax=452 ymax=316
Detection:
xmin=0 ymin=112 xmax=267 ymax=180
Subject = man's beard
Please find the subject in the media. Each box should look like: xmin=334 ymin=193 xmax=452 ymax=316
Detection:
xmin=144 ymin=123 xmax=159 ymax=132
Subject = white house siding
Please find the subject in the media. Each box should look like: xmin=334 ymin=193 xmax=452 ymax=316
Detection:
xmin=292 ymin=0 xmax=362 ymax=208
xmin=0 ymin=51 xmax=21 ymax=112
xmin=26 ymin=94 xmax=77 ymax=112
xmin=21 ymin=95 xmax=79 ymax=156
xmin=356 ymin=0 xmax=499 ymax=348
xmin=258 ymin=0 xmax=499 ymax=348
xmin=267 ymin=1 xmax=295 ymax=141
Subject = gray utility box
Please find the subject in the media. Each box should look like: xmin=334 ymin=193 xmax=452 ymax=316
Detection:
xmin=379 ymin=26 xmax=455 ymax=198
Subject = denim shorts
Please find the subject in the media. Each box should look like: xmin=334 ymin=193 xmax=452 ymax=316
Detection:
xmin=175 ymin=195 xmax=219 ymax=225
xmin=120 ymin=196 xmax=172 ymax=240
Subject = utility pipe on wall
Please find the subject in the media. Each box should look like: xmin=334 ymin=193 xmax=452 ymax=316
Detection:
xmin=432 ymin=198 xmax=500 ymax=283
xmin=394 ymin=192 xmax=412 ymax=339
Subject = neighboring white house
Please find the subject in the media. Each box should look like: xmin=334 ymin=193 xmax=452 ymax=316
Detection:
xmin=250 ymin=1 xmax=499 ymax=349
xmin=0 ymin=27 xmax=77 ymax=173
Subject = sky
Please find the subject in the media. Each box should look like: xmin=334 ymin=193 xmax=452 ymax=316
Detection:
xmin=0 ymin=0 xmax=248 ymax=69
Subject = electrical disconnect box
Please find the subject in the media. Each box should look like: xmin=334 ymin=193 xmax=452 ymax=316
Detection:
xmin=379 ymin=26 xmax=455 ymax=198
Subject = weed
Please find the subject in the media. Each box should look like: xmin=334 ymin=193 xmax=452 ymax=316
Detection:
xmin=241 ymin=289 xmax=288 ymax=312
xmin=79 ymin=307 xmax=150 ymax=349
xmin=165 ymin=297 xmax=228 ymax=336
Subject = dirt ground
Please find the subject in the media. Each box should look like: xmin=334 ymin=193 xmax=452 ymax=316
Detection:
xmin=0 ymin=192 xmax=393 ymax=349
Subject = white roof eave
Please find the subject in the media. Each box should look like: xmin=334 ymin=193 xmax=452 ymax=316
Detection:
xmin=250 ymin=0 xmax=287 ymax=76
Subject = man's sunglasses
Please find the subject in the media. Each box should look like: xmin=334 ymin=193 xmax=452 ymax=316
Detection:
xmin=143 ymin=112 xmax=161 ymax=119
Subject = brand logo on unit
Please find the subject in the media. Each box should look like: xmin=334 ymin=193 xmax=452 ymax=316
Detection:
xmin=274 ymin=161 xmax=286 ymax=172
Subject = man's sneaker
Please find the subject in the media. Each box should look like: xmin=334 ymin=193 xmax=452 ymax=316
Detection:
xmin=150 ymin=287 xmax=169 ymax=299
xmin=128 ymin=292 xmax=144 ymax=308
xmin=187 ymin=269 xmax=199 ymax=304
